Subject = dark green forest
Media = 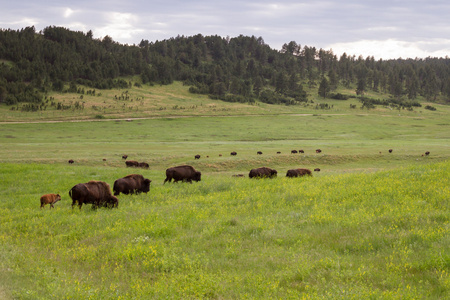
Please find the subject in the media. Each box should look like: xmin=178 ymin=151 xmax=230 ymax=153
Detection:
xmin=1 ymin=26 xmax=449 ymax=106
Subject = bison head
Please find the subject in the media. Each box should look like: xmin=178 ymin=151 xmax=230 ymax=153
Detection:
xmin=108 ymin=196 xmax=119 ymax=208
xmin=194 ymin=171 xmax=202 ymax=182
xmin=142 ymin=179 xmax=152 ymax=193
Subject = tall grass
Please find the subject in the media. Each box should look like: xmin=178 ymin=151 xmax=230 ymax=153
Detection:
xmin=0 ymin=161 xmax=448 ymax=298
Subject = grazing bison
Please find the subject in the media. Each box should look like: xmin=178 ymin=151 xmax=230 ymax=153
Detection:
xmin=126 ymin=160 xmax=139 ymax=167
xmin=195 ymin=154 xmax=201 ymax=159
xmin=314 ymin=168 xmax=321 ymax=172
xmin=389 ymin=149 xmax=393 ymax=153
xmin=291 ymin=150 xmax=298 ymax=154
xmin=122 ymin=155 xmax=128 ymax=160
xmin=277 ymin=151 xmax=281 ymax=154
xmin=286 ymin=168 xmax=312 ymax=178
xmin=299 ymin=150 xmax=304 ymax=153
xmin=316 ymin=149 xmax=322 ymax=153
xmin=230 ymin=151 xmax=237 ymax=156
xmin=249 ymin=167 xmax=277 ymax=179
xmin=40 ymin=193 xmax=61 ymax=209
xmin=232 ymin=174 xmax=245 ymax=177
xmin=69 ymin=181 xmax=118 ymax=209
xmin=425 ymin=151 xmax=430 ymax=156
xmin=164 ymin=165 xmax=201 ymax=184
xmin=257 ymin=151 xmax=263 ymax=155
xmin=113 ymin=174 xmax=151 ymax=196
xmin=138 ymin=162 xmax=149 ymax=169
xmin=68 ymin=159 xmax=74 ymax=164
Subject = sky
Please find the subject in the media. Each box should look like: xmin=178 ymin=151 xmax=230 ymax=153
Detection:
xmin=1 ymin=0 xmax=449 ymax=60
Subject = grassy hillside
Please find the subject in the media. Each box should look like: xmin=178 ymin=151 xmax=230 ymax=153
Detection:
xmin=1 ymin=80 xmax=448 ymax=122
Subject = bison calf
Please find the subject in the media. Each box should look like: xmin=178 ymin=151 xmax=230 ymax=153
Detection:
xmin=40 ymin=193 xmax=61 ymax=209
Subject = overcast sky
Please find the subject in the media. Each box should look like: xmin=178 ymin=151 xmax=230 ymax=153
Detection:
xmin=1 ymin=0 xmax=449 ymax=60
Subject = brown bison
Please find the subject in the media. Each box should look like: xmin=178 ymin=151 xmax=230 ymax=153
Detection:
xmin=122 ymin=155 xmax=128 ymax=159
xmin=314 ymin=168 xmax=321 ymax=172
xmin=299 ymin=150 xmax=304 ymax=153
xmin=286 ymin=168 xmax=312 ymax=178
xmin=164 ymin=165 xmax=202 ymax=184
xmin=195 ymin=154 xmax=201 ymax=159
xmin=68 ymin=159 xmax=74 ymax=164
xmin=230 ymin=151 xmax=237 ymax=156
xmin=40 ymin=193 xmax=61 ymax=209
xmin=389 ymin=149 xmax=393 ymax=153
xmin=113 ymin=174 xmax=151 ymax=196
xmin=249 ymin=167 xmax=277 ymax=179
xmin=126 ymin=160 xmax=139 ymax=167
xmin=316 ymin=149 xmax=322 ymax=153
xmin=425 ymin=151 xmax=430 ymax=156
xmin=138 ymin=162 xmax=149 ymax=169
xmin=69 ymin=181 xmax=118 ymax=209
xmin=257 ymin=151 xmax=263 ymax=155
xmin=291 ymin=150 xmax=298 ymax=154
xmin=277 ymin=151 xmax=281 ymax=154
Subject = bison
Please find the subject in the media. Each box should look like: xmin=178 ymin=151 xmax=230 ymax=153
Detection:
xmin=249 ymin=167 xmax=277 ymax=179
xmin=122 ymin=155 xmax=128 ymax=160
xmin=138 ymin=162 xmax=149 ymax=169
xmin=125 ymin=160 xmax=139 ymax=167
xmin=425 ymin=151 xmax=430 ymax=156
xmin=195 ymin=154 xmax=201 ymax=159
xmin=257 ymin=151 xmax=263 ymax=155
xmin=277 ymin=151 xmax=281 ymax=154
xmin=299 ymin=150 xmax=304 ymax=153
xmin=314 ymin=168 xmax=321 ymax=172
xmin=316 ymin=149 xmax=322 ymax=153
xmin=69 ymin=181 xmax=118 ymax=209
xmin=40 ymin=193 xmax=61 ymax=209
xmin=389 ymin=149 xmax=393 ymax=153
xmin=291 ymin=150 xmax=298 ymax=154
xmin=286 ymin=168 xmax=312 ymax=178
xmin=113 ymin=174 xmax=151 ymax=196
xmin=164 ymin=165 xmax=202 ymax=184
xmin=68 ymin=159 xmax=74 ymax=164
xmin=230 ymin=151 xmax=237 ymax=156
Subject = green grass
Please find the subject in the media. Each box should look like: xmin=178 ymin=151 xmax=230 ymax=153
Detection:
xmin=0 ymin=81 xmax=449 ymax=298
xmin=0 ymin=162 xmax=448 ymax=299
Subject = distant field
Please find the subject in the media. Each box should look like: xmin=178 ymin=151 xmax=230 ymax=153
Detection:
xmin=0 ymin=81 xmax=449 ymax=298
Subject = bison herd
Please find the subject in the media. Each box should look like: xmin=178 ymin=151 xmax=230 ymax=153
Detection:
xmin=51 ymin=148 xmax=431 ymax=210
xmin=40 ymin=163 xmax=315 ymax=210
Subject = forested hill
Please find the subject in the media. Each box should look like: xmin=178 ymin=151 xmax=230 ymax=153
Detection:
xmin=1 ymin=25 xmax=449 ymax=106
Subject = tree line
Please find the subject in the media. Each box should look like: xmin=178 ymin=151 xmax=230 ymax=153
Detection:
xmin=1 ymin=26 xmax=449 ymax=106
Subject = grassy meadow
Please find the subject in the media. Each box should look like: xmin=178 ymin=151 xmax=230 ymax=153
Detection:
xmin=0 ymin=82 xmax=449 ymax=299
